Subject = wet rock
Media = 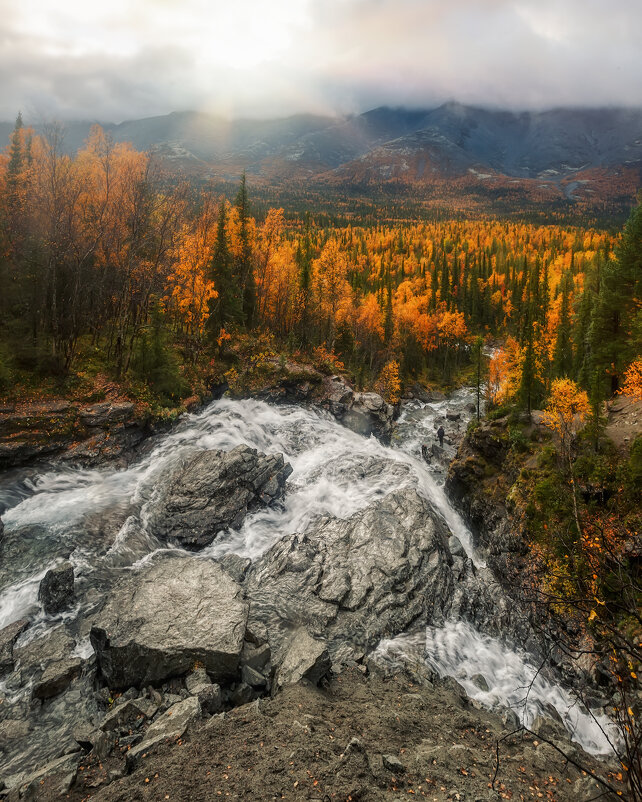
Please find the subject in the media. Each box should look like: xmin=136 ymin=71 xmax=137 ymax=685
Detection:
xmin=274 ymin=629 xmax=331 ymax=689
xmin=13 ymin=625 xmax=75 ymax=679
xmin=7 ymin=753 xmax=80 ymax=799
xmin=246 ymin=489 xmax=457 ymax=664
xmin=90 ymin=554 xmax=249 ymax=688
xmin=317 ymin=377 xmax=397 ymax=443
xmin=147 ymin=445 xmax=292 ymax=549
xmin=0 ymin=719 xmax=31 ymax=751
xmin=38 ymin=562 xmax=75 ymax=615
xmin=448 ymin=535 xmax=465 ymax=557
xmin=470 ymin=673 xmax=489 ymax=692
xmin=219 ymin=553 xmax=252 ymax=583
xmin=33 ymin=657 xmax=82 ymax=700
xmin=446 ymin=411 xmax=461 ymax=421
xmin=0 ymin=619 xmax=29 ymax=676
xmin=405 ymin=383 xmax=435 ymax=403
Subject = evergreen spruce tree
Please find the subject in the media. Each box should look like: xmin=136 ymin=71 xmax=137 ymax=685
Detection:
xmin=591 ymin=196 xmax=642 ymax=393
xmin=573 ymin=286 xmax=594 ymax=389
xmin=235 ymin=174 xmax=255 ymax=328
xmin=208 ymin=198 xmax=242 ymax=337
xmin=553 ymin=271 xmax=574 ymax=378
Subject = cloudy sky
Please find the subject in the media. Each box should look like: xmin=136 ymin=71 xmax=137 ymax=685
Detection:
xmin=1 ymin=0 xmax=641 ymax=122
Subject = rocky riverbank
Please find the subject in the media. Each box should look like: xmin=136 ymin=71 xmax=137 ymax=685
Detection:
xmin=0 ymin=364 xmax=399 ymax=475
xmin=26 ymin=667 xmax=622 ymax=802
xmin=0 ymin=396 xmax=623 ymax=800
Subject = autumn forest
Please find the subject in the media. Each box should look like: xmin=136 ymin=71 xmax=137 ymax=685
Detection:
xmin=1 ymin=116 xmax=640 ymax=412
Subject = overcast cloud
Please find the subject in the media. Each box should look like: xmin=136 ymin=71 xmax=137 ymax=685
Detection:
xmin=0 ymin=0 xmax=641 ymax=122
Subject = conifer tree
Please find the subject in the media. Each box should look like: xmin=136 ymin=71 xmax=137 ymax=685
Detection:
xmin=208 ymin=198 xmax=242 ymax=336
xmin=553 ymin=271 xmax=574 ymax=378
xmin=235 ymin=173 xmax=255 ymax=328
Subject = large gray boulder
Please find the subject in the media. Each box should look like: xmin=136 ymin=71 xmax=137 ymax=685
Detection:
xmin=90 ymin=554 xmax=249 ymax=688
xmin=38 ymin=561 xmax=75 ymax=615
xmin=245 ymin=488 xmax=456 ymax=665
xmin=147 ymin=445 xmax=292 ymax=549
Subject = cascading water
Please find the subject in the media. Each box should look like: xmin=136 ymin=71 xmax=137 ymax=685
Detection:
xmin=0 ymin=393 xmax=614 ymax=770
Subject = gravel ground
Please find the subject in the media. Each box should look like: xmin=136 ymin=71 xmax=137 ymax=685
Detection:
xmin=31 ymin=667 xmax=623 ymax=802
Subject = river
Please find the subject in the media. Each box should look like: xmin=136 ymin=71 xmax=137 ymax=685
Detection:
xmin=0 ymin=392 xmax=614 ymax=780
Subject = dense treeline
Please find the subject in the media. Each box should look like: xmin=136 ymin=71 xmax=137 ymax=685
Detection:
xmin=0 ymin=118 xmax=639 ymax=410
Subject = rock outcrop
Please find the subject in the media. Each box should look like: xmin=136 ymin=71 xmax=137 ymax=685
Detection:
xmin=247 ymin=488 xmax=457 ymax=663
xmin=0 ymin=399 xmax=153 ymax=470
xmin=147 ymin=445 xmax=292 ymax=549
xmin=446 ymin=416 xmax=525 ymax=567
xmin=318 ymin=376 xmax=397 ymax=443
xmin=90 ymin=554 xmax=249 ymax=688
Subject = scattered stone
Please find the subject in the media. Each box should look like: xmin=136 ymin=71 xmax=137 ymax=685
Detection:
xmin=90 ymin=554 xmax=249 ymax=688
xmin=146 ymin=445 xmax=292 ymax=549
xmin=92 ymin=730 xmax=114 ymax=760
xmin=275 ymin=629 xmax=331 ymax=689
xmin=194 ymin=683 xmax=222 ymax=714
xmin=230 ymin=682 xmax=254 ymax=706
xmin=100 ymin=698 xmax=155 ymax=731
xmin=0 ymin=619 xmax=29 ymax=676
xmin=125 ymin=697 xmax=201 ymax=770
xmin=241 ymin=642 xmax=271 ymax=672
xmin=185 ymin=667 xmax=211 ymax=694
xmin=382 ymin=753 xmax=406 ymax=773
xmin=38 ymin=562 xmax=75 ymax=615
xmin=33 ymin=657 xmax=82 ymax=700
xmin=242 ymin=664 xmax=267 ymax=688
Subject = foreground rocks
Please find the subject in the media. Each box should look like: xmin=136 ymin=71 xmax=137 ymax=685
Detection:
xmin=0 ymin=619 xmax=28 ymax=676
xmin=24 ymin=668 xmax=624 ymax=802
xmin=90 ymin=555 xmax=249 ymax=688
xmin=147 ymin=445 xmax=292 ymax=549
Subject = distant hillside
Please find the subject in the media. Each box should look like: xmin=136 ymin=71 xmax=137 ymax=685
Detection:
xmin=3 ymin=104 xmax=641 ymax=215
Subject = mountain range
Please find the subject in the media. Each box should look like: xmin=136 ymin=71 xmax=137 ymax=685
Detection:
xmin=4 ymin=103 xmax=642 ymax=214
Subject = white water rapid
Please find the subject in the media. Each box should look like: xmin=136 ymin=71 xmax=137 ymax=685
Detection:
xmin=0 ymin=394 xmax=614 ymax=757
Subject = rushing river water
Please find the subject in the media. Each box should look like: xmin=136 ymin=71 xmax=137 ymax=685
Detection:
xmin=0 ymin=392 xmax=614 ymax=761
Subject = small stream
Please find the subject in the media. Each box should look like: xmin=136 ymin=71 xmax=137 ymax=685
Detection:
xmin=0 ymin=390 xmax=614 ymax=777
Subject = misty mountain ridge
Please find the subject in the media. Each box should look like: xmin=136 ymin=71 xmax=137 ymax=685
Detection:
xmin=2 ymin=103 xmax=641 ymax=207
